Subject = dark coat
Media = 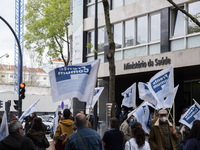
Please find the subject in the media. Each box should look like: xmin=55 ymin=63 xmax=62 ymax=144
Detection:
xmin=149 ymin=119 xmax=179 ymax=150
xmin=0 ymin=133 xmax=36 ymax=150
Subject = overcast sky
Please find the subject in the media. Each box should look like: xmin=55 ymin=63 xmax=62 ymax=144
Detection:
xmin=0 ymin=0 xmax=32 ymax=67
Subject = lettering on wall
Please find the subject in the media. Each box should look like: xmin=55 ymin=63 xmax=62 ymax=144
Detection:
xmin=124 ymin=57 xmax=171 ymax=70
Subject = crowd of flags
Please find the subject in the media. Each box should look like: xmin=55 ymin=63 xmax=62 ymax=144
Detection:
xmin=1 ymin=61 xmax=200 ymax=141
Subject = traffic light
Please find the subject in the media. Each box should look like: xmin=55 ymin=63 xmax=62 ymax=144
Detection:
xmin=0 ymin=100 xmax=3 ymax=108
xmin=14 ymin=100 xmax=18 ymax=110
xmin=19 ymin=83 xmax=26 ymax=99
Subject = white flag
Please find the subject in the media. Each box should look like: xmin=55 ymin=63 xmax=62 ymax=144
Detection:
xmin=179 ymin=99 xmax=200 ymax=129
xmin=86 ymin=87 xmax=104 ymax=109
xmin=49 ymin=59 xmax=100 ymax=103
xmin=19 ymin=100 xmax=40 ymax=122
xmin=121 ymin=83 xmax=136 ymax=108
xmin=163 ymin=85 xmax=179 ymax=109
xmin=138 ymin=82 xmax=157 ymax=106
xmin=148 ymin=65 xmax=174 ymax=108
xmin=0 ymin=111 xmax=9 ymax=141
xmin=53 ymin=108 xmax=58 ymax=135
xmin=128 ymin=102 xmax=151 ymax=134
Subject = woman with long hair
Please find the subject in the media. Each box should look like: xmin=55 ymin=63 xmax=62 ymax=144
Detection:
xmin=26 ymin=117 xmax=49 ymax=150
xmin=184 ymin=120 xmax=200 ymax=150
xmin=125 ymin=122 xmax=150 ymax=150
xmin=102 ymin=117 xmax=124 ymax=150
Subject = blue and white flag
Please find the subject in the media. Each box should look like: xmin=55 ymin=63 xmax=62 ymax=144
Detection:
xmin=49 ymin=59 xmax=100 ymax=103
xmin=148 ymin=65 xmax=174 ymax=108
xmin=138 ymin=82 xmax=157 ymax=106
xmin=53 ymin=108 xmax=58 ymax=135
xmin=121 ymin=83 xmax=136 ymax=108
xmin=86 ymin=87 xmax=104 ymax=109
xmin=128 ymin=102 xmax=151 ymax=134
xmin=179 ymin=99 xmax=200 ymax=129
xmin=0 ymin=111 xmax=9 ymax=141
xmin=164 ymin=85 xmax=179 ymax=109
xmin=19 ymin=100 xmax=40 ymax=122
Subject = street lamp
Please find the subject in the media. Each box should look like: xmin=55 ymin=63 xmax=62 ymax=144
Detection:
xmin=0 ymin=53 xmax=9 ymax=59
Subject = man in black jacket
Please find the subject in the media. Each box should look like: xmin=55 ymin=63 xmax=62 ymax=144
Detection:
xmin=0 ymin=120 xmax=36 ymax=150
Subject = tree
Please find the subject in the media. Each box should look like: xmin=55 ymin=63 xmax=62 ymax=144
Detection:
xmin=24 ymin=0 xmax=70 ymax=66
xmin=102 ymin=0 xmax=116 ymax=117
xmin=167 ymin=0 xmax=200 ymax=27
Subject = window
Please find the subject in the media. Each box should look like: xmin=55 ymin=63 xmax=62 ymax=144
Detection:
xmin=10 ymin=75 xmax=13 ymax=78
xmin=150 ymin=13 xmax=160 ymax=41
xmin=171 ymin=7 xmax=184 ymax=37
xmin=43 ymin=77 xmax=47 ymax=80
xmin=188 ymin=1 xmax=200 ymax=34
xmin=137 ymin=16 xmax=147 ymax=44
xmin=98 ymin=28 xmax=104 ymax=52
xmin=87 ymin=1 xmax=104 ymax=18
xmin=36 ymin=77 xmax=39 ymax=80
xmin=124 ymin=20 xmax=134 ymax=47
xmin=1 ymin=74 xmax=5 ymax=78
xmin=87 ymin=31 xmax=94 ymax=54
xmin=112 ymin=0 xmax=123 ymax=9
xmin=114 ymin=23 xmax=122 ymax=48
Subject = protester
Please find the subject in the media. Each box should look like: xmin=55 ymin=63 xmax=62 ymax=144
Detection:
xmin=178 ymin=108 xmax=190 ymax=150
xmin=54 ymin=109 xmax=73 ymax=142
xmin=102 ymin=117 xmax=124 ymax=150
xmin=80 ymin=110 xmax=92 ymax=129
xmin=0 ymin=120 xmax=36 ymax=150
xmin=0 ymin=116 xmax=2 ymax=128
xmin=119 ymin=107 xmax=126 ymax=125
xmin=184 ymin=120 xmax=200 ymax=150
xmin=115 ymin=103 xmax=121 ymax=119
xmin=120 ymin=114 xmax=133 ymax=144
xmin=26 ymin=117 xmax=49 ymax=150
xmin=125 ymin=122 xmax=150 ymax=150
xmin=149 ymin=109 xmax=179 ymax=150
xmin=64 ymin=113 xmax=104 ymax=150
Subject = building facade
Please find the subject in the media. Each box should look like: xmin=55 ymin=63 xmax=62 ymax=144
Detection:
xmin=69 ymin=0 xmax=200 ymax=124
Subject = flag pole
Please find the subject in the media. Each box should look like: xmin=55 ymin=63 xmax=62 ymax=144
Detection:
xmin=120 ymin=101 xmax=145 ymax=128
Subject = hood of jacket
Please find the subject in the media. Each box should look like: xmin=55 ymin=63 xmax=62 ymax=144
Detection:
xmin=60 ymin=119 xmax=73 ymax=126
xmin=1 ymin=133 xmax=23 ymax=149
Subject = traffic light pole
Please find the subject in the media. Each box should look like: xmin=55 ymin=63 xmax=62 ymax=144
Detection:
xmin=0 ymin=16 xmax=23 ymax=117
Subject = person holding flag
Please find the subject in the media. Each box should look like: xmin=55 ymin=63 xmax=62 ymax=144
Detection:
xmin=149 ymin=109 xmax=179 ymax=150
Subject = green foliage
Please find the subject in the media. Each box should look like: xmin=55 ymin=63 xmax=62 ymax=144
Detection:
xmin=24 ymin=0 xmax=70 ymax=66
xmin=93 ymin=49 xmax=98 ymax=54
xmin=86 ymin=43 xmax=93 ymax=49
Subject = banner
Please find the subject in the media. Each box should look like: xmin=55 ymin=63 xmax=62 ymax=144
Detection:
xmin=121 ymin=83 xmax=136 ymax=108
xmin=163 ymin=85 xmax=179 ymax=109
xmin=72 ymin=0 xmax=83 ymax=64
xmin=138 ymin=82 xmax=156 ymax=106
xmin=179 ymin=99 xmax=200 ymax=129
xmin=19 ymin=100 xmax=40 ymax=122
xmin=148 ymin=65 xmax=174 ymax=108
xmin=53 ymin=108 xmax=58 ymax=135
xmin=86 ymin=87 xmax=104 ymax=109
xmin=49 ymin=59 xmax=100 ymax=103
xmin=128 ymin=102 xmax=151 ymax=134
xmin=0 ymin=111 xmax=9 ymax=141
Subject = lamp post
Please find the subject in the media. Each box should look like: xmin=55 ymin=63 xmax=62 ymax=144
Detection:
xmin=93 ymin=0 xmax=98 ymax=131
xmin=0 ymin=53 xmax=9 ymax=59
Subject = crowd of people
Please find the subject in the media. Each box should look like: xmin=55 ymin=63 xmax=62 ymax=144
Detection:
xmin=0 ymin=107 xmax=200 ymax=150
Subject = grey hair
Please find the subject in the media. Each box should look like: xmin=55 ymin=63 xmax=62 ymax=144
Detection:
xmin=9 ymin=120 xmax=22 ymax=134
xmin=76 ymin=114 xmax=86 ymax=128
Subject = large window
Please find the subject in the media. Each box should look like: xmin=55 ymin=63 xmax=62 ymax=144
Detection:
xmin=87 ymin=1 xmax=104 ymax=17
xmin=188 ymin=1 xmax=200 ymax=34
xmin=137 ymin=16 xmax=147 ymax=44
xmin=150 ymin=13 xmax=160 ymax=41
xmin=114 ymin=23 xmax=122 ymax=48
xmin=124 ymin=20 xmax=134 ymax=47
xmin=112 ymin=0 xmax=123 ymax=9
xmin=87 ymin=31 xmax=94 ymax=54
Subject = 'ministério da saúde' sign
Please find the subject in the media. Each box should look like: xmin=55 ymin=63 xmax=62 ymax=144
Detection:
xmin=124 ymin=57 xmax=171 ymax=70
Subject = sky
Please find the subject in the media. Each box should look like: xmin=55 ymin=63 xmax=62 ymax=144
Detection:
xmin=0 ymin=0 xmax=34 ymax=67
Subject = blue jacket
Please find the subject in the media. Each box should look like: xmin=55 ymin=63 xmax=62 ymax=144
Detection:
xmin=64 ymin=125 xmax=104 ymax=150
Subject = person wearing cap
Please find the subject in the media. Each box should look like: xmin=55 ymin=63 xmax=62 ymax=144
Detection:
xmin=120 ymin=113 xmax=133 ymax=145
xmin=149 ymin=109 xmax=179 ymax=150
